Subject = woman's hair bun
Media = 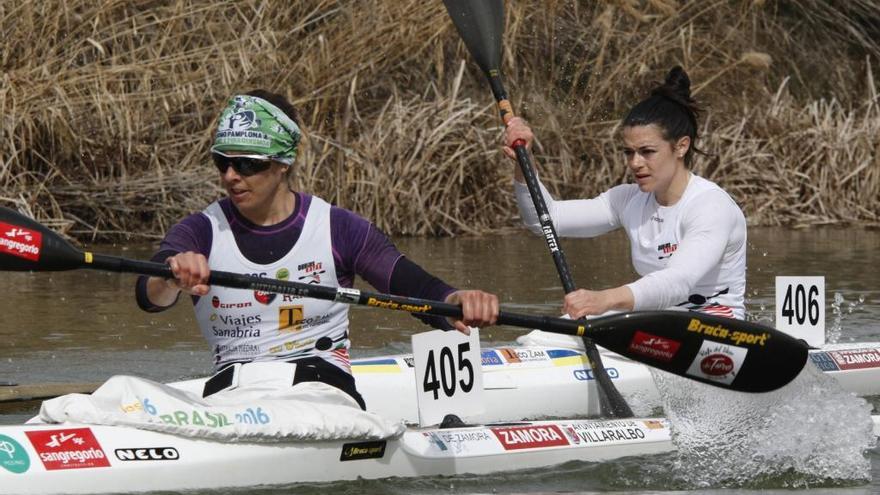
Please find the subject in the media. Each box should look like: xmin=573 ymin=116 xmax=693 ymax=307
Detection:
xmin=662 ymin=66 xmax=691 ymax=100
xmin=649 ymin=65 xmax=696 ymax=112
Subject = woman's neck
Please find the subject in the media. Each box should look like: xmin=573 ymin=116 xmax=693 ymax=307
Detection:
xmin=655 ymin=169 xmax=691 ymax=206
xmin=239 ymin=187 xmax=296 ymax=226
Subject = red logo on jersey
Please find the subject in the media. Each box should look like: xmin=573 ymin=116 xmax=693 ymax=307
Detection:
xmin=254 ymin=291 xmax=276 ymax=305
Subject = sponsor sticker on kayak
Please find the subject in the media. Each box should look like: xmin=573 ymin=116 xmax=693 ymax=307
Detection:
xmin=627 ymin=330 xmax=681 ymax=362
xmin=352 ymin=358 xmax=402 ymax=373
xmin=828 ymin=348 xmax=880 ymax=370
xmin=685 ymin=341 xmax=747 ymax=385
xmin=643 ymin=419 xmax=666 ymax=430
xmin=0 ymin=222 xmax=42 ymax=262
xmin=405 ymin=351 xmax=503 ymax=369
xmin=498 ymin=348 xmax=549 ymax=364
xmin=547 ymin=348 xmax=588 ymax=367
xmin=421 ymin=429 xmax=498 ymax=456
xmin=809 ymin=351 xmax=840 ymax=371
xmin=115 ymin=447 xmax=180 ymax=461
xmin=490 ymin=424 xmax=569 ymax=450
xmin=0 ymin=434 xmax=30 ymax=474
xmin=564 ymin=420 xmax=649 ymax=444
xmin=481 ymin=350 xmax=503 ymax=366
xmin=573 ymin=368 xmax=619 ymax=381
xmin=339 ymin=440 xmax=386 ymax=461
xmin=25 ymin=428 xmax=110 ymax=470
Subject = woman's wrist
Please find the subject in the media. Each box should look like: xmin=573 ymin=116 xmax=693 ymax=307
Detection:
xmin=604 ymin=286 xmax=635 ymax=312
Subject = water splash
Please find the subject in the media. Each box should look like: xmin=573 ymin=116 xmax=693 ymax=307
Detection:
xmin=828 ymin=292 xmax=846 ymax=343
xmin=652 ymin=363 xmax=875 ymax=488
xmin=828 ymin=292 xmax=867 ymax=344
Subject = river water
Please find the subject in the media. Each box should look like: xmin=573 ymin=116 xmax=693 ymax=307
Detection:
xmin=1 ymin=227 xmax=878 ymax=494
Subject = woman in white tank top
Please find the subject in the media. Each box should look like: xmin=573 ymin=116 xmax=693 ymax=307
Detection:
xmin=138 ymin=91 xmax=501 ymax=408
xmin=503 ymin=66 xmax=747 ymax=320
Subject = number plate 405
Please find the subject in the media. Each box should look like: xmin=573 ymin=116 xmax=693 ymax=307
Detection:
xmin=411 ymin=329 xmax=485 ymax=427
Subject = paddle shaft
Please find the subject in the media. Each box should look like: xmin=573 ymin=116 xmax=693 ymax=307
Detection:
xmin=0 ymin=203 xmax=809 ymax=393
xmin=442 ymin=1 xmax=574 ymax=290
xmin=490 ymin=83 xmax=576 ymax=293
xmin=88 ymin=253 xmax=590 ymax=337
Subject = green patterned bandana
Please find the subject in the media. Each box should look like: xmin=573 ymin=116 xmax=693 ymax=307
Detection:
xmin=210 ymin=95 xmax=301 ymax=165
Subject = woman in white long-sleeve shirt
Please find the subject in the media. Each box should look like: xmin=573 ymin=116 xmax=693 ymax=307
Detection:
xmin=504 ymin=66 xmax=747 ymax=320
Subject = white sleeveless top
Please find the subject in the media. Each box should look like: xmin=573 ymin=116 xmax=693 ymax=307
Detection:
xmin=515 ymin=174 xmax=747 ymax=319
xmin=193 ymin=197 xmax=352 ymax=373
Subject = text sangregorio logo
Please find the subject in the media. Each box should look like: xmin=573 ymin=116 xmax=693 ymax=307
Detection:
xmin=0 ymin=236 xmax=39 ymax=255
xmin=0 ymin=222 xmax=42 ymax=261
xmin=0 ymin=237 xmax=40 ymax=254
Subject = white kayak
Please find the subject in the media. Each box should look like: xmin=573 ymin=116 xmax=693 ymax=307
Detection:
xmin=3 ymin=339 xmax=880 ymax=494
xmin=349 ymin=334 xmax=880 ymax=423
xmin=0 ymin=416 xmax=673 ymax=494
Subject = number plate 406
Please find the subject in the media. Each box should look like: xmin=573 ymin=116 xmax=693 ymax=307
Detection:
xmin=775 ymin=276 xmax=825 ymax=347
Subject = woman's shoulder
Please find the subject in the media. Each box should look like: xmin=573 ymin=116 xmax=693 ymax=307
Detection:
xmin=173 ymin=205 xmax=216 ymax=233
xmin=324 ymin=198 xmax=369 ymax=224
xmin=603 ymin=182 xmax=644 ymax=208
xmin=681 ymin=176 xmax=746 ymax=222
xmin=685 ymin=176 xmax=739 ymax=206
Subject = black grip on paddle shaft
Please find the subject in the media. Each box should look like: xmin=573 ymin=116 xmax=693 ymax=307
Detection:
xmin=87 ymin=254 xmax=173 ymax=279
xmin=512 ymin=143 xmax=577 ymax=293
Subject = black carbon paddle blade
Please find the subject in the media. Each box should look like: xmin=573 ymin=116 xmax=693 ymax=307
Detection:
xmin=586 ymin=310 xmax=809 ymax=393
xmin=0 ymin=207 xmax=84 ymax=271
xmin=442 ymin=0 xmax=504 ymax=74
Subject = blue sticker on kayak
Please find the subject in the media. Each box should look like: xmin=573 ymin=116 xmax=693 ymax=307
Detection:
xmin=481 ymin=350 xmax=503 ymax=366
xmin=809 ymin=352 xmax=840 ymax=372
xmin=354 ymin=358 xmax=398 ymax=366
xmin=547 ymin=349 xmax=581 ymax=359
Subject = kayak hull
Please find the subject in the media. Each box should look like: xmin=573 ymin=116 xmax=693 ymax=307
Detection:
xmin=0 ymin=418 xmax=672 ymax=494
xmin=3 ymin=341 xmax=880 ymax=493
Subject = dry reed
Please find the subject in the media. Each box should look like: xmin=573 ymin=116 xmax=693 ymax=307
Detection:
xmin=1 ymin=0 xmax=878 ymax=241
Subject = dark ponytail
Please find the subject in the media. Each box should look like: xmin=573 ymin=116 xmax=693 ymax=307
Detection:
xmin=622 ymin=66 xmax=704 ymax=167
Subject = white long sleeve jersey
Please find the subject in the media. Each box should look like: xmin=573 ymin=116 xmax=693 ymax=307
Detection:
xmin=515 ymin=174 xmax=747 ymax=319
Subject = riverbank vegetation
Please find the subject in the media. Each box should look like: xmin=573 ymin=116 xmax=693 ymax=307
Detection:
xmin=2 ymin=0 xmax=878 ymax=240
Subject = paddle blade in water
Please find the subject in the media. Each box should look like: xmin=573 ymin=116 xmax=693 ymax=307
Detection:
xmin=0 ymin=207 xmax=85 ymax=271
xmin=587 ymin=311 xmax=809 ymax=393
xmin=442 ymin=0 xmax=504 ymax=74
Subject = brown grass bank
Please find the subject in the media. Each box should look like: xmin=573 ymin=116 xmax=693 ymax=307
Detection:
xmin=1 ymin=0 xmax=878 ymax=241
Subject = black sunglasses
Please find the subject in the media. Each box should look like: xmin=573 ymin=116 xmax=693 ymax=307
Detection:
xmin=212 ymin=153 xmax=273 ymax=177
